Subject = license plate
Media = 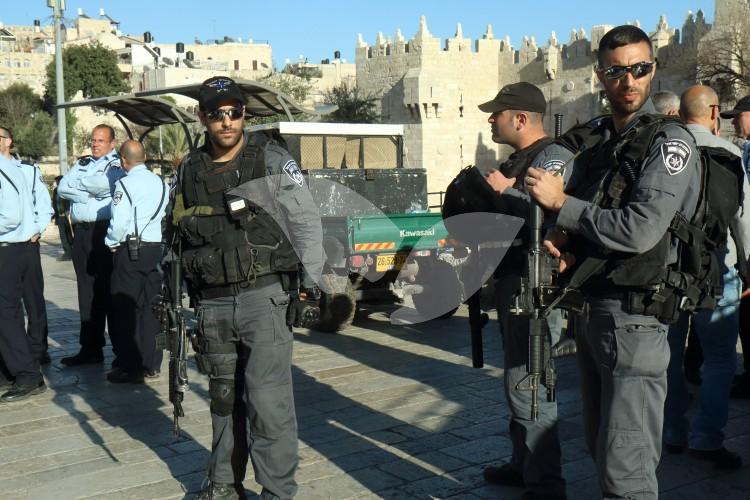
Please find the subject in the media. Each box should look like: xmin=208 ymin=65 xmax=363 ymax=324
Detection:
xmin=376 ymin=253 xmax=407 ymax=272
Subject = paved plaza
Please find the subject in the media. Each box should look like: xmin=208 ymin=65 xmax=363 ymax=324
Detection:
xmin=1 ymin=234 xmax=749 ymax=499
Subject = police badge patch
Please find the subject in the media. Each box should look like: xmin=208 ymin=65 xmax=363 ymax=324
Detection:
xmin=542 ymin=159 xmax=565 ymax=173
xmin=283 ymin=160 xmax=304 ymax=187
xmin=661 ymin=139 xmax=691 ymax=176
xmin=113 ymin=191 xmax=123 ymax=205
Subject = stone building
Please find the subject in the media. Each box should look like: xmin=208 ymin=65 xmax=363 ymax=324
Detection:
xmin=283 ymin=56 xmax=357 ymax=105
xmin=0 ymin=7 xmax=275 ymax=101
xmin=355 ymin=5 xmax=727 ymax=195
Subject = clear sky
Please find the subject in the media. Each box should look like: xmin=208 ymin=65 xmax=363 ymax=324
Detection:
xmin=2 ymin=1 xmax=714 ymax=67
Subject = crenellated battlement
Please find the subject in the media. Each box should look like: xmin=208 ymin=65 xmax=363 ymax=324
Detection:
xmin=357 ymin=10 xmax=710 ymax=70
xmin=354 ymin=5 xmax=728 ymax=195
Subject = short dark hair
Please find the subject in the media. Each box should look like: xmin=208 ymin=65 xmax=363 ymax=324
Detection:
xmin=597 ymin=25 xmax=653 ymax=66
xmin=0 ymin=126 xmax=13 ymax=141
xmin=92 ymin=123 xmax=116 ymax=141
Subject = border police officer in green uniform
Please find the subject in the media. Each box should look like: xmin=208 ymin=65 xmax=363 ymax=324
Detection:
xmin=526 ymin=26 xmax=700 ymax=499
xmin=169 ymin=77 xmax=323 ymax=500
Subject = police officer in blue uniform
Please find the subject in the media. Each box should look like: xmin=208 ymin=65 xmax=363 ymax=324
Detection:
xmin=105 ymin=140 xmax=168 ymax=384
xmin=0 ymin=127 xmax=54 ymax=366
xmin=477 ymin=83 xmax=570 ymax=500
xmin=526 ymin=26 xmax=700 ymax=499
xmin=170 ymin=77 xmax=324 ymax=500
xmin=0 ymin=155 xmax=47 ymax=402
xmin=58 ymin=124 xmax=124 ymax=366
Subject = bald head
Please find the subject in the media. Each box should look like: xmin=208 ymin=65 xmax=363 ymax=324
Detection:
xmin=118 ymin=140 xmax=146 ymax=171
xmin=680 ymin=85 xmax=719 ymax=127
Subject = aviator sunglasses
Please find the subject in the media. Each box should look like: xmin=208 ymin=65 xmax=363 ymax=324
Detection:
xmin=206 ymin=106 xmax=245 ymax=122
xmin=598 ymin=61 xmax=654 ymax=81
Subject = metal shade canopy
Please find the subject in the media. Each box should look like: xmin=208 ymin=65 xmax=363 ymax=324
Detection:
xmin=134 ymin=79 xmax=335 ymax=120
xmin=57 ymin=94 xmax=198 ymax=147
xmin=57 ymin=95 xmax=197 ymax=126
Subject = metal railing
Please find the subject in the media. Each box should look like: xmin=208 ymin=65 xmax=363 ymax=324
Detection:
xmin=428 ymin=191 xmax=445 ymax=210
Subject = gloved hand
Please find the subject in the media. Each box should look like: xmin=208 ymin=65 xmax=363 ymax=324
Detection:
xmin=286 ymin=287 xmax=321 ymax=328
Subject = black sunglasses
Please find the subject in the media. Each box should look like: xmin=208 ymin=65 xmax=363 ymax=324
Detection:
xmin=206 ymin=106 xmax=244 ymax=122
xmin=598 ymin=61 xmax=654 ymax=81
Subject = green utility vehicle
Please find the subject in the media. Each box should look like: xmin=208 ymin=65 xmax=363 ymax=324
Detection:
xmin=247 ymin=121 xmax=460 ymax=331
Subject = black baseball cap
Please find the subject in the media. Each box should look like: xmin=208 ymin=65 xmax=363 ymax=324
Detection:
xmin=478 ymin=82 xmax=547 ymax=114
xmin=720 ymin=95 xmax=750 ymax=118
xmin=198 ymin=76 xmax=246 ymax=111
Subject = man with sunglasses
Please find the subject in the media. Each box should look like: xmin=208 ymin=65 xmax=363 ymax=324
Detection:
xmin=0 ymin=127 xmax=53 ymax=368
xmin=58 ymin=124 xmax=124 ymax=368
xmin=169 ymin=76 xmax=323 ymax=500
xmin=661 ymin=85 xmax=748 ymax=470
xmin=526 ymin=25 xmax=700 ymax=499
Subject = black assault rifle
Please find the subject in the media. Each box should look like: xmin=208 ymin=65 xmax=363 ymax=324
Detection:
xmin=155 ymin=240 xmax=190 ymax=435
xmin=511 ymin=114 xmax=574 ymax=419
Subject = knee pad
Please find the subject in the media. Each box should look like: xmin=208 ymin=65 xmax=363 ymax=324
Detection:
xmin=209 ymin=377 xmax=235 ymax=417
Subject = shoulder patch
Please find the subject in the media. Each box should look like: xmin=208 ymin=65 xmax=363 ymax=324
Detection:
xmin=661 ymin=139 xmax=691 ymax=176
xmin=282 ymin=159 xmax=304 ymax=187
xmin=542 ymin=159 xmax=566 ymax=173
xmin=77 ymin=155 xmax=94 ymax=167
xmin=113 ymin=190 xmax=123 ymax=205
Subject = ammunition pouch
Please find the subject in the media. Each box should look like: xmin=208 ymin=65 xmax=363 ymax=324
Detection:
xmin=209 ymin=378 xmax=235 ymax=416
xmin=225 ymin=192 xmax=254 ymax=221
xmin=182 ymin=244 xmax=275 ymax=289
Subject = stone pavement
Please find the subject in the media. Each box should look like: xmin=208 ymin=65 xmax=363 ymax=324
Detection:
xmin=1 ymin=234 xmax=750 ymax=500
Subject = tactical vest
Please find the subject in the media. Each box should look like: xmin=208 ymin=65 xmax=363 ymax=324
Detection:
xmin=499 ymin=137 xmax=556 ymax=188
xmin=176 ymin=132 xmax=299 ymax=290
xmin=559 ymin=114 xmax=741 ymax=321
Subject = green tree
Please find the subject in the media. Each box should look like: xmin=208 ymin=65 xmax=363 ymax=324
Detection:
xmin=261 ymin=72 xmax=312 ymax=104
xmin=323 ymin=83 xmax=380 ymax=123
xmin=44 ymin=41 xmax=129 ymax=102
xmin=0 ymin=83 xmax=55 ymax=159
xmin=143 ymin=122 xmax=193 ymax=172
xmin=44 ymin=42 xmax=129 ymax=159
xmin=16 ymin=113 xmax=56 ymax=159
xmin=241 ymin=72 xmax=315 ymax=125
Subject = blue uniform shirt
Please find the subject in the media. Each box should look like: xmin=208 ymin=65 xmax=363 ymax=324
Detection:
xmin=58 ymin=150 xmax=124 ymax=223
xmin=106 ymin=164 xmax=168 ymax=247
xmin=0 ymin=156 xmax=36 ymax=242
xmin=15 ymin=158 xmax=53 ymax=236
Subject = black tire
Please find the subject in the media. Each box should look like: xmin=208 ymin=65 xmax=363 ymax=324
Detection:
xmin=412 ymin=259 xmax=461 ymax=320
xmin=314 ymin=274 xmax=357 ymax=333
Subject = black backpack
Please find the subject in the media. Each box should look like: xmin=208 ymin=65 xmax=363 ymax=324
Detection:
xmin=671 ymin=145 xmax=745 ymax=310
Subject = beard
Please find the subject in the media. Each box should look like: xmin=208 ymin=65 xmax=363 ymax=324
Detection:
xmin=209 ymin=126 xmax=243 ymax=149
xmin=608 ymin=81 xmax=651 ymax=117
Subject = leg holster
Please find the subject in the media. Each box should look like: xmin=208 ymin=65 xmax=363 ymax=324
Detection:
xmin=192 ymin=337 xmax=236 ymax=376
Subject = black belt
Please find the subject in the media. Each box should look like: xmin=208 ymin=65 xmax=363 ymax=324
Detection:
xmin=0 ymin=241 xmax=29 ymax=247
xmin=73 ymin=220 xmax=109 ymax=229
xmin=197 ymin=274 xmax=281 ymax=300
xmin=138 ymin=242 xmax=162 ymax=247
